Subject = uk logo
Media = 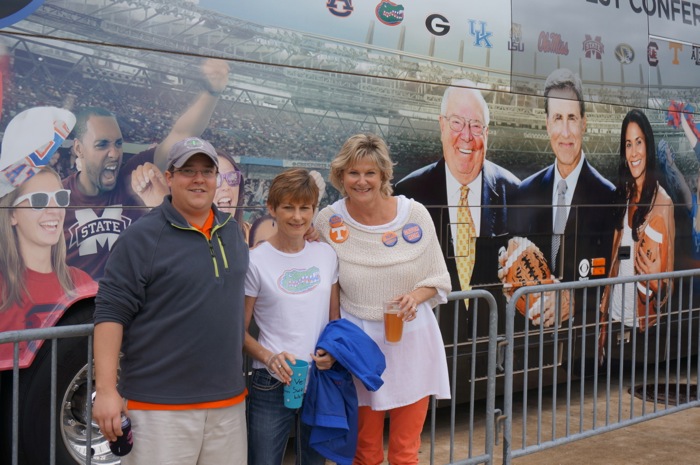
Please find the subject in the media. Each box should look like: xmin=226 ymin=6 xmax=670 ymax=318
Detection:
xmin=647 ymin=41 xmax=659 ymax=67
xmin=326 ymin=0 xmax=353 ymax=18
xmin=583 ymin=35 xmax=604 ymax=59
xmin=508 ymin=23 xmax=524 ymax=52
xmin=375 ymin=0 xmax=403 ymax=26
xmin=469 ymin=20 xmax=493 ymax=48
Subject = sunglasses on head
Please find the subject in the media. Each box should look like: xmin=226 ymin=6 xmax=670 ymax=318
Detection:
xmin=217 ymin=170 xmax=242 ymax=188
xmin=12 ymin=189 xmax=71 ymax=210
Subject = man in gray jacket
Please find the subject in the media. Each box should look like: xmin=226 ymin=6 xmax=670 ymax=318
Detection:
xmin=92 ymin=137 xmax=249 ymax=464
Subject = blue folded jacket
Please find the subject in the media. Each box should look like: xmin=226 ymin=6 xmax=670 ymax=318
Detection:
xmin=301 ymin=318 xmax=386 ymax=465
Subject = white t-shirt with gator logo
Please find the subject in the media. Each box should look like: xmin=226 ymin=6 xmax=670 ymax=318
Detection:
xmin=245 ymin=240 xmax=338 ymax=378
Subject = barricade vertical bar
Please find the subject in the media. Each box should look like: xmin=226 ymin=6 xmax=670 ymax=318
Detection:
xmin=12 ymin=343 xmax=19 ymax=465
xmin=50 ymin=338 xmax=57 ymax=465
xmin=86 ymin=334 xmax=94 ymax=465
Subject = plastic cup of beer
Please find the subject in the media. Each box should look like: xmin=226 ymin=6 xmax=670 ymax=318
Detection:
xmin=383 ymin=300 xmax=404 ymax=344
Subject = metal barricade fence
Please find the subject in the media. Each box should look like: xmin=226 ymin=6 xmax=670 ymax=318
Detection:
xmin=0 ymin=291 xmax=500 ymax=465
xmin=502 ymin=269 xmax=700 ymax=465
xmin=5 ymin=276 xmax=696 ymax=465
xmin=0 ymin=324 xmax=95 ymax=465
xmin=430 ymin=289 xmax=499 ymax=465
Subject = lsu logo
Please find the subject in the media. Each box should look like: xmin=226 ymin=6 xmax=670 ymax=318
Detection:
xmin=375 ymin=0 xmax=404 ymax=26
xmin=327 ymin=0 xmax=353 ymax=17
xmin=508 ymin=23 xmax=524 ymax=52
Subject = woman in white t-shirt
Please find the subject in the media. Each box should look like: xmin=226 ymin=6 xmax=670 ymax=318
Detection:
xmin=244 ymin=168 xmax=339 ymax=465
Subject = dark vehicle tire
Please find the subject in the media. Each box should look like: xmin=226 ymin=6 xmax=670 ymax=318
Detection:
xmin=1 ymin=301 xmax=121 ymax=465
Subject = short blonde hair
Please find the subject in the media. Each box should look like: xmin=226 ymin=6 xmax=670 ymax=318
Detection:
xmin=329 ymin=133 xmax=394 ymax=197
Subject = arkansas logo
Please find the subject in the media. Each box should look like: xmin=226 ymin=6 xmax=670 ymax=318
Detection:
xmin=375 ymin=0 xmax=404 ymax=26
xmin=0 ymin=0 xmax=45 ymax=29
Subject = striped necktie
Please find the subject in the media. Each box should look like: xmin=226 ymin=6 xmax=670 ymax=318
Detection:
xmin=551 ymin=179 xmax=568 ymax=274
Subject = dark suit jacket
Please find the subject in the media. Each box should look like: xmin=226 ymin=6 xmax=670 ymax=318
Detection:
xmin=394 ymin=159 xmax=520 ymax=338
xmin=509 ymin=158 xmax=617 ymax=326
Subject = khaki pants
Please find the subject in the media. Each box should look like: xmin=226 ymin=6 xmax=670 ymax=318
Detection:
xmin=122 ymin=403 xmax=247 ymax=465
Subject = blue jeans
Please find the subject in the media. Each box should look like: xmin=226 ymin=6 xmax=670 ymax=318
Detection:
xmin=247 ymin=369 xmax=325 ymax=465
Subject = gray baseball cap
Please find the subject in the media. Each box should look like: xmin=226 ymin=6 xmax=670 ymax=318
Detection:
xmin=167 ymin=137 xmax=219 ymax=170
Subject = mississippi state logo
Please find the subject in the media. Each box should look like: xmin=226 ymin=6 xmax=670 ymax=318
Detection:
xmin=326 ymin=0 xmax=353 ymax=18
xmin=583 ymin=35 xmax=604 ymax=59
xmin=0 ymin=0 xmax=44 ymax=29
xmin=375 ymin=0 xmax=404 ymax=26
xmin=647 ymin=41 xmax=659 ymax=67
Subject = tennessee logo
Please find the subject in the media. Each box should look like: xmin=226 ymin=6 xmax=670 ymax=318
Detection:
xmin=375 ymin=0 xmax=404 ymax=26
xmin=327 ymin=0 xmax=353 ymax=17
xmin=0 ymin=0 xmax=45 ymax=29
xmin=329 ymin=224 xmax=349 ymax=243
xmin=278 ymin=267 xmax=321 ymax=294
xmin=583 ymin=35 xmax=604 ymax=59
xmin=67 ymin=207 xmax=132 ymax=256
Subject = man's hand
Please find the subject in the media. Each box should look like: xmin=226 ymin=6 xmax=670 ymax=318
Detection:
xmin=202 ymin=58 xmax=230 ymax=95
xmin=131 ymin=162 xmax=168 ymax=207
xmin=93 ymin=388 xmax=127 ymax=443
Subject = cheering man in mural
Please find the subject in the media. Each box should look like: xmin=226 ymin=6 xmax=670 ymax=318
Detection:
xmin=395 ymin=80 xmax=520 ymax=336
xmin=62 ymin=58 xmax=230 ymax=278
xmin=506 ymin=68 xmax=616 ymax=328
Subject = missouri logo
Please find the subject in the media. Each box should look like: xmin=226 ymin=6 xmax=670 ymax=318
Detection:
xmin=375 ymin=0 xmax=404 ymax=26
xmin=67 ymin=207 xmax=132 ymax=256
xmin=0 ymin=0 xmax=44 ymax=29
xmin=614 ymin=43 xmax=634 ymax=64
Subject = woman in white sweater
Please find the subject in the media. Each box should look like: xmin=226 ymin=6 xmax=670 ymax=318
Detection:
xmin=315 ymin=133 xmax=451 ymax=465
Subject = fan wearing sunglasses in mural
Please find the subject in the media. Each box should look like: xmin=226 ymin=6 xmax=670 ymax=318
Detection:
xmin=214 ymin=150 xmax=252 ymax=241
xmin=0 ymin=166 xmax=97 ymax=369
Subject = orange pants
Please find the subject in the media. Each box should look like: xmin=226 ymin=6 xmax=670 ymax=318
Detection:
xmin=353 ymin=396 xmax=430 ymax=465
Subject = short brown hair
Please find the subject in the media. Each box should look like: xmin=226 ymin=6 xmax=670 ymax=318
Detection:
xmin=329 ymin=133 xmax=394 ymax=197
xmin=267 ymin=168 xmax=319 ymax=210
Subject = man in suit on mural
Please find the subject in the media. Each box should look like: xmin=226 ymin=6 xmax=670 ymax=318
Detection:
xmin=395 ymin=80 xmax=520 ymax=338
xmin=508 ymin=68 xmax=616 ymax=328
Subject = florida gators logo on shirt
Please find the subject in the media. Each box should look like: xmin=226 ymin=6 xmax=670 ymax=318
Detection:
xmin=278 ymin=267 xmax=321 ymax=294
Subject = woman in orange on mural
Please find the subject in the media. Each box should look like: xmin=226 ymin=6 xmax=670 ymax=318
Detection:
xmin=600 ymin=109 xmax=675 ymax=359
